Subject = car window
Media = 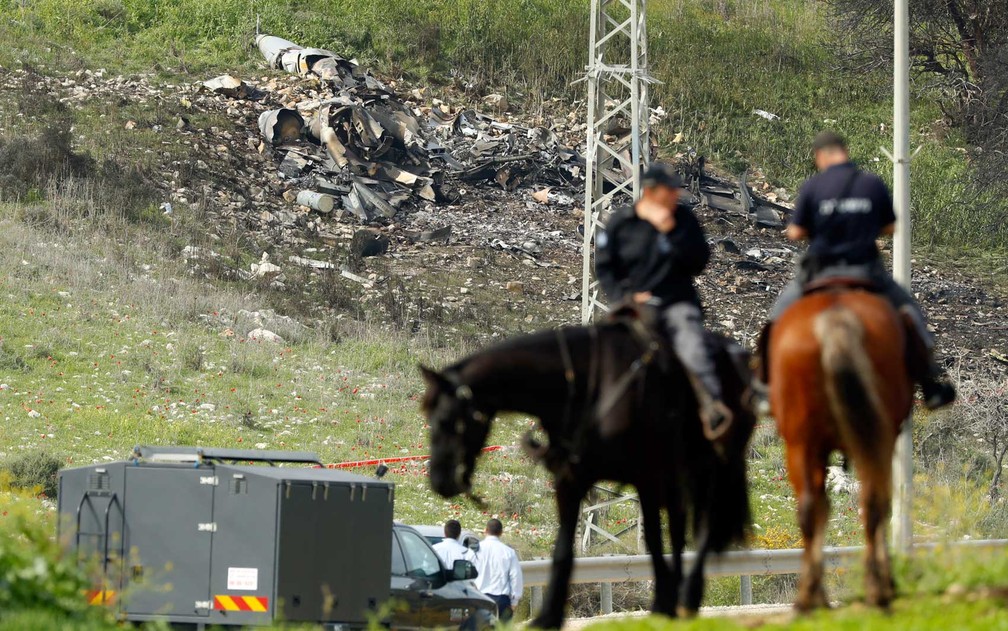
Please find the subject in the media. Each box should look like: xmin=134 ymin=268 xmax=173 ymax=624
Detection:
xmin=391 ymin=532 xmax=407 ymax=576
xmin=398 ymin=530 xmax=443 ymax=579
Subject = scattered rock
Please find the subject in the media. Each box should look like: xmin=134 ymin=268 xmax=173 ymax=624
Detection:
xmin=483 ymin=93 xmax=509 ymax=112
xmin=826 ymin=465 xmax=859 ymax=495
xmin=250 ymin=252 xmax=282 ymax=279
xmin=289 ymin=255 xmax=335 ymax=270
xmin=247 ymin=328 xmax=284 ymax=343
xmin=201 ymin=74 xmax=257 ymax=100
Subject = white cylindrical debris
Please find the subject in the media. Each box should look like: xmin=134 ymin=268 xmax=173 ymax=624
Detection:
xmin=296 ymin=190 xmax=335 ymax=213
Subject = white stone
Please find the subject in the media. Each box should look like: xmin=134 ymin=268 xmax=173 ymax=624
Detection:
xmin=248 ymin=328 xmax=284 ymax=343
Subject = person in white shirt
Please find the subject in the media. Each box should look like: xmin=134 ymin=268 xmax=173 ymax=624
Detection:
xmin=432 ymin=519 xmax=473 ymax=568
xmin=471 ymin=518 xmax=523 ymax=621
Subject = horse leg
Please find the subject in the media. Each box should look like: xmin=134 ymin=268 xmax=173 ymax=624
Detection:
xmin=530 ymin=479 xmax=586 ymax=629
xmin=666 ymin=489 xmax=687 ymax=616
xmin=788 ymin=444 xmax=830 ymax=612
xmin=638 ymin=487 xmax=675 ymax=616
xmin=678 ymin=513 xmax=711 ymax=617
xmin=862 ymin=465 xmax=895 ymax=608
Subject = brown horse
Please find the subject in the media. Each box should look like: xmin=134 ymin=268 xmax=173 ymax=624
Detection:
xmin=769 ymin=288 xmax=914 ymax=611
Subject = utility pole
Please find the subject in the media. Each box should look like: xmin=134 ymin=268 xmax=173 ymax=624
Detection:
xmin=891 ymin=0 xmax=914 ymax=555
xmin=581 ymin=0 xmax=653 ymax=324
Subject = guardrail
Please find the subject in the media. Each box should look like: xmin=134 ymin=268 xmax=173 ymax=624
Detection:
xmin=520 ymin=539 xmax=1008 ymax=615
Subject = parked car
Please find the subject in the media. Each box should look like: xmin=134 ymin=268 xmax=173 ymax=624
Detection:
xmin=389 ymin=523 xmax=496 ymax=630
xmin=410 ymin=524 xmax=481 ymax=553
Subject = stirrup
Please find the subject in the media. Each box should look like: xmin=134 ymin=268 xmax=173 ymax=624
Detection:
xmin=701 ymin=400 xmax=733 ymax=442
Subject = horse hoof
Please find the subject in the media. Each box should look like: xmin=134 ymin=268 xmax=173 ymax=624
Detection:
xmin=676 ymin=606 xmax=698 ymax=619
xmin=866 ymin=591 xmax=893 ymax=610
xmin=529 ymin=615 xmax=562 ymax=630
xmin=794 ymin=596 xmax=830 ymax=613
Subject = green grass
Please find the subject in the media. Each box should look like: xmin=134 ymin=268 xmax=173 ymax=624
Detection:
xmin=0 ymin=212 xmax=563 ymax=553
xmin=588 ymin=547 xmax=1008 ymax=630
xmin=592 ymin=596 xmax=1008 ymax=631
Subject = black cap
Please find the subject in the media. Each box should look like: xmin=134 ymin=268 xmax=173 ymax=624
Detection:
xmin=641 ymin=162 xmax=682 ymax=189
xmin=812 ymin=130 xmax=848 ymax=152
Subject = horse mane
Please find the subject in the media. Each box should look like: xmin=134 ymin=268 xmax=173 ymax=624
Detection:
xmin=446 ymin=328 xmax=564 ymax=373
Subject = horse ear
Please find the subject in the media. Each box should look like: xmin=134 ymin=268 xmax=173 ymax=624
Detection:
xmin=419 ymin=365 xmax=447 ymax=391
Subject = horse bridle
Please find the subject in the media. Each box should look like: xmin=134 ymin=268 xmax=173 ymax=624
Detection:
xmin=446 ymin=379 xmax=488 ymax=426
xmin=438 ymin=374 xmax=490 ymax=508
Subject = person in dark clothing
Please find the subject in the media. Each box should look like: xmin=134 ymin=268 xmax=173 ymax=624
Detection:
xmin=596 ymin=162 xmax=732 ymax=438
xmin=759 ymin=131 xmax=955 ymax=409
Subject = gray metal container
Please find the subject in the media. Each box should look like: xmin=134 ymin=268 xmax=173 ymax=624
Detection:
xmin=58 ymin=447 xmax=393 ymax=628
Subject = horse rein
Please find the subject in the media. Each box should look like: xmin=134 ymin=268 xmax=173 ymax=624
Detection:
xmin=595 ymin=319 xmax=660 ymax=419
xmin=554 ymin=326 xmax=600 ymax=455
xmin=555 ymin=323 xmax=658 ymax=433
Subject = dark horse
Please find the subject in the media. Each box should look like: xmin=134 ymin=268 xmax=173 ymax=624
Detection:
xmin=419 ymin=316 xmax=755 ymax=628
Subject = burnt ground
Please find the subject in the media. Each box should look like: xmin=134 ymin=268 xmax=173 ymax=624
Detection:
xmin=2 ymin=64 xmax=1006 ymax=375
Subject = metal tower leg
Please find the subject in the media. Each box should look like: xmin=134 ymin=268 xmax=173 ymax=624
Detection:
xmin=581 ymin=0 xmax=653 ymax=324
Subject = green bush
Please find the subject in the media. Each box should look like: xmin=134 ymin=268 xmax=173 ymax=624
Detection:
xmin=0 ymin=488 xmax=110 ymax=623
xmin=2 ymin=451 xmax=63 ymax=499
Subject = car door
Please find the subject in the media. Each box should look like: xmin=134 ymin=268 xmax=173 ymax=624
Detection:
xmin=396 ymin=529 xmax=448 ymax=628
xmin=390 ymin=531 xmax=428 ymax=630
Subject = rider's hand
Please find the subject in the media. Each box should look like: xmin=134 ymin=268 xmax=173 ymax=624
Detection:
xmin=633 ymin=292 xmax=653 ymax=304
xmin=637 ymin=198 xmax=676 ymax=233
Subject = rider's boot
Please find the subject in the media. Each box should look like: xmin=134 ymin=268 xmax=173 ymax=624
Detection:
xmin=686 ymin=373 xmax=733 ymax=441
xmin=899 ymin=306 xmax=956 ymax=410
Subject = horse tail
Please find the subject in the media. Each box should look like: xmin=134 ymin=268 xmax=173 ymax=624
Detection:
xmin=814 ymin=307 xmax=889 ymax=473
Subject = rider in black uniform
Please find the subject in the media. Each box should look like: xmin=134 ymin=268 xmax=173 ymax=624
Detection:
xmin=759 ymin=131 xmax=955 ymax=409
xmin=596 ymin=163 xmax=732 ymax=438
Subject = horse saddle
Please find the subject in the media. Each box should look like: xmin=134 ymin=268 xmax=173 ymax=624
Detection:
xmin=607 ymin=300 xmax=663 ymax=332
xmin=802 ymin=275 xmax=879 ymax=296
xmin=607 ymin=301 xmax=751 ymax=400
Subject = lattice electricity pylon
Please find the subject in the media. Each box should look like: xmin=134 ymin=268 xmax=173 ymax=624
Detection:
xmin=580 ymin=0 xmax=655 ymax=324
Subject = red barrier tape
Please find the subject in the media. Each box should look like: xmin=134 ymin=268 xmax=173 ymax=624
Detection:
xmin=326 ymin=445 xmax=503 ymax=470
